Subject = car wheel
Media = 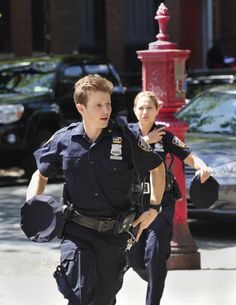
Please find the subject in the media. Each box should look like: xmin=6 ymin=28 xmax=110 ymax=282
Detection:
xmin=21 ymin=130 xmax=54 ymax=180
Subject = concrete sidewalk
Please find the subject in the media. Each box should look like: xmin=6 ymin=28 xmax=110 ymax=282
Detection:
xmin=121 ymin=245 xmax=236 ymax=305
xmin=1 ymin=270 xmax=236 ymax=305
xmin=0 ymin=182 xmax=235 ymax=305
xmin=0 ymin=241 xmax=236 ymax=305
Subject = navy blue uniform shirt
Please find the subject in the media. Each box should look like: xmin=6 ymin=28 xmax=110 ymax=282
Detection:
xmin=129 ymin=122 xmax=191 ymax=204
xmin=129 ymin=122 xmax=191 ymax=165
xmin=34 ymin=120 xmax=162 ymax=217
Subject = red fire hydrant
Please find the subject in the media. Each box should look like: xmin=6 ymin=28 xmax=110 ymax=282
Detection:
xmin=137 ymin=3 xmax=200 ymax=269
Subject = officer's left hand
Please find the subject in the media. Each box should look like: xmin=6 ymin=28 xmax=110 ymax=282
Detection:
xmin=196 ymin=167 xmax=212 ymax=183
xmin=132 ymin=209 xmax=158 ymax=242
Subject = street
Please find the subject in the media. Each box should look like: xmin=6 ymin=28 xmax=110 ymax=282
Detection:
xmin=0 ymin=177 xmax=236 ymax=305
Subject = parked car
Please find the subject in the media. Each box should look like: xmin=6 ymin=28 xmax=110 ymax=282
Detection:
xmin=186 ymin=68 xmax=236 ymax=100
xmin=175 ymin=84 xmax=236 ymax=220
xmin=0 ymin=55 xmax=128 ymax=178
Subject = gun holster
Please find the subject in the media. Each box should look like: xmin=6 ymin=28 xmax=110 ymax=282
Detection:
xmin=165 ymin=170 xmax=182 ymax=201
xmin=57 ymin=204 xmax=73 ymax=239
xmin=113 ymin=209 xmax=136 ymax=234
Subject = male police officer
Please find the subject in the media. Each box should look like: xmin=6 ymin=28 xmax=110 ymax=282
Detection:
xmin=127 ymin=91 xmax=211 ymax=305
xmin=26 ymin=75 xmax=165 ymax=305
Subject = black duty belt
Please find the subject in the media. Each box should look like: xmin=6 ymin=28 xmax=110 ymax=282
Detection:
xmin=69 ymin=209 xmax=116 ymax=232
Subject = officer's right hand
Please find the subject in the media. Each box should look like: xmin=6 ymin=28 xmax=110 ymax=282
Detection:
xmin=132 ymin=209 xmax=158 ymax=242
xmin=26 ymin=170 xmax=48 ymax=200
xmin=196 ymin=167 xmax=212 ymax=183
xmin=144 ymin=127 xmax=166 ymax=144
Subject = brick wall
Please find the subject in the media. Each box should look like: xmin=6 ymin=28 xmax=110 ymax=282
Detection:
xmin=6 ymin=0 xmax=236 ymax=70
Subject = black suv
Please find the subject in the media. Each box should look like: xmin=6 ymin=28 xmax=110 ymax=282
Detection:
xmin=0 ymin=55 xmax=127 ymax=178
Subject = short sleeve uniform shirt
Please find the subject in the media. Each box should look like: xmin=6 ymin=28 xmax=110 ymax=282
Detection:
xmin=129 ymin=122 xmax=191 ymax=166
xmin=129 ymin=122 xmax=191 ymax=205
xmin=34 ymin=120 xmax=163 ymax=217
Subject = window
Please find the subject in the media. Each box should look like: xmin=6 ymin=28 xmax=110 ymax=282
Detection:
xmin=123 ymin=0 xmax=161 ymax=72
xmin=78 ymin=0 xmax=106 ymax=55
xmin=176 ymin=85 xmax=236 ymax=134
xmin=0 ymin=0 xmax=10 ymax=52
xmin=63 ymin=66 xmax=83 ymax=79
xmin=32 ymin=0 xmax=50 ymax=52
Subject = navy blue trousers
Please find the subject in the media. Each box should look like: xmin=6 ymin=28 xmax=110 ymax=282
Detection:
xmin=54 ymin=222 xmax=129 ymax=305
xmin=127 ymin=193 xmax=175 ymax=305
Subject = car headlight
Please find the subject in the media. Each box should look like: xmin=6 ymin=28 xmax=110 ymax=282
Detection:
xmin=0 ymin=104 xmax=24 ymax=124
xmin=213 ymin=161 xmax=236 ymax=178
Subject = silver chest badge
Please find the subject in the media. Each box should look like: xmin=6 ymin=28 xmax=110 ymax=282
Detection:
xmin=154 ymin=142 xmax=164 ymax=152
xmin=110 ymin=137 xmax=123 ymax=160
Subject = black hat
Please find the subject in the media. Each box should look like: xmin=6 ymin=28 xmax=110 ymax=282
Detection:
xmin=190 ymin=175 xmax=219 ymax=209
xmin=21 ymin=195 xmax=63 ymax=242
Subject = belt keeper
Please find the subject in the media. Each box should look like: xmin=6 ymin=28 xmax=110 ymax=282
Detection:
xmin=98 ymin=220 xmax=109 ymax=232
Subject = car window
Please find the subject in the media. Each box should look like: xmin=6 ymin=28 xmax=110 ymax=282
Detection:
xmin=84 ymin=64 xmax=108 ymax=75
xmin=186 ymin=74 xmax=235 ymax=99
xmin=83 ymin=64 xmax=118 ymax=85
xmin=176 ymin=87 xmax=236 ymax=135
xmin=63 ymin=65 xmax=83 ymax=78
xmin=61 ymin=63 xmax=120 ymax=87
xmin=0 ymin=69 xmax=54 ymax=94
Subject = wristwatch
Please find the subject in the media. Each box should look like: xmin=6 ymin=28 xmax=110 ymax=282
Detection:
xmin=148 ymin=203 xmax=162 ymax=213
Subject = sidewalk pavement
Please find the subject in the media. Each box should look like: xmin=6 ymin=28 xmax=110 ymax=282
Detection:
xmin=0 ymin=240 xmax=236 ymax=305
xmin=0 ymin=181 xmax=236 ymax=305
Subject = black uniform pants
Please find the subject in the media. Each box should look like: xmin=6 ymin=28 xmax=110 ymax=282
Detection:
xmin=127 ymin=193 xmax=175 ymax=305
xmin=54 ymin=223 xmax=128 ymax=305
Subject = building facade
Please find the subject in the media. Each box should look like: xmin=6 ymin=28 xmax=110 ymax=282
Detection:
xmin=0 ymin=0 xmax=236 ymax=74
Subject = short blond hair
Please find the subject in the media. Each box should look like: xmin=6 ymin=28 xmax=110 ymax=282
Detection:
xmin=134 ymin=91 xmax=160 ymax=109
xmin=73 ymin=74 xmax=113 ymax=106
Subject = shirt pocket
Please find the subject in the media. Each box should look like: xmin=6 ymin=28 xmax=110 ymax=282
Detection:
xmin=62 ymin=156 xmax=83 ymax=171
xmin=103 ymin=160 xmax=132 ymax=190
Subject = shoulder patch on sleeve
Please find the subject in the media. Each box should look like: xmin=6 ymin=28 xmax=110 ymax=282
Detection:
xmin=172 ymin=136 xmax=189 ymax=148
xmin=138 ymin=136 xmax=153 ymax=152
xmin=155 ymin=121 xmax=170 ymax=128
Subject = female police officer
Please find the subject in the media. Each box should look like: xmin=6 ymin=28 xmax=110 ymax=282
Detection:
xmin=26 ymin=75 xmax=165 ymax=305
xmin=127 ymin=91 xmax=211 ymax=305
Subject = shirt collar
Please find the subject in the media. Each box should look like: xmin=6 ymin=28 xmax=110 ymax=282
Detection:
xmin=71 ymin=121 xmax=113 ymax=138
xmin=71 ymin=122 xmax=85 ymax=136
xmin=131 ymin=122 xmax=156 ymax=134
